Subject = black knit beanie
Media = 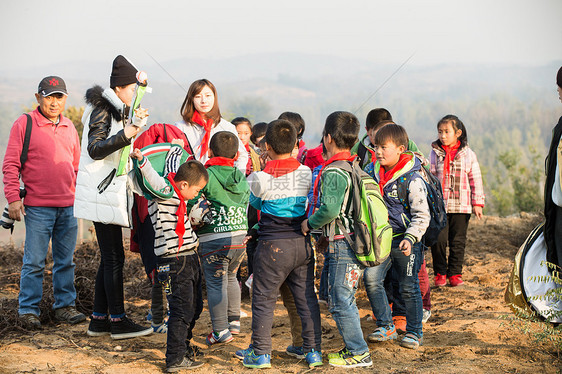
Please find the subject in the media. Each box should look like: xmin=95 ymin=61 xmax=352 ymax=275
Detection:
xmin=110 ymin=55 xmax=138 ymax=88
xmin=557 ymin=66 xmax=562 ymax=88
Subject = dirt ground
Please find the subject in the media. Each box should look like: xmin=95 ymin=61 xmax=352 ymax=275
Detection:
xmin=0 ymin=213 xmax=560 ymax=373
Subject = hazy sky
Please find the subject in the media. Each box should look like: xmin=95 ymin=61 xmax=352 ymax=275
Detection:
xmin=0 ymin=0 xmax=561 ymax=72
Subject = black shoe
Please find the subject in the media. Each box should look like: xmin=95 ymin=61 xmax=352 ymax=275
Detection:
xmin=110 ymin=316 xmax=153 ymax=340
xmin=55 ymin=306 xmax=87 ymax=325
xmin=166 ymin=357 xmax=204 ymax=372
xmin=87 ymin=316 xmax=111 ymax=337
xmin=20 ymin=313 xmax=42 ymax=330
xmin=186 ymin=344 xmax=204 ymax=361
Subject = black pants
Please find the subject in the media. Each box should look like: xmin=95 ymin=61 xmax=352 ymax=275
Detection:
xmin=93 ymin=223 xmax=125 ymax=317
xmin=431 ymin=213 xmax=471 ymax=277
xmin=251 ymin=237 xmax=321 ymax=355
xmin=157 ymin=253 xmax=203 ymax=367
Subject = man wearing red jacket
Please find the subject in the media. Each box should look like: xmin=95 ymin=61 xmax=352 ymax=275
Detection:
xmin=2 ymin=76 xmax=84 ymax=329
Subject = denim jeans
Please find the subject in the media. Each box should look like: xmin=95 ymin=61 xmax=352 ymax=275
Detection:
xmin=364 ymin=237 xmax=424 ymax=338
xmin=19 ymin=206 xmax=78 ymax=316
xmin=326 ymin=239 xmax=368 ymax=355
xmin=199 ymin=235 xmax=246 ymax=332
xmin=157 ymin=253 xmax=203 ymax=367
xmin=251 ymin=236 xmax=321 ymax=355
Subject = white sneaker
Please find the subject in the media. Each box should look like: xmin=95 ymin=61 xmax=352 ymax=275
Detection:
xmin=422 ymin=309 xmax=431 ymax=323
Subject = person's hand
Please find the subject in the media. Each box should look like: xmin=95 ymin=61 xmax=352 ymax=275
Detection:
xmin=124 ymin=123 xmax=142 ymax=139
xmin=301 ymin=219 xmax=310 ymax=236
xmin=259 ymin=151 xmax=270 ymax=169
xmin=242 ymin=235 xmax=252 ymax=245
xmin=171 ymin=138 xmax=185 ymax=148
xmin=131 ymin=148 xmax=143 ymax=161
xmin=8 ymin=200 xmax=25 ymax=221
xmin=473 ymin=206 xmax=483 ymax=220
xmin=399 ymin=239 xmax=412 ymax=256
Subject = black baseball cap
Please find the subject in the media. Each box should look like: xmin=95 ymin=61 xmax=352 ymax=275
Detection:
xmin=38 ymin=76 xmax=68 ymax=96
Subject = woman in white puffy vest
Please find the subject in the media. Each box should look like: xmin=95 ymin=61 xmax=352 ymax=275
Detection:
xmin=74 ymin=55 xmax=152 ymax=340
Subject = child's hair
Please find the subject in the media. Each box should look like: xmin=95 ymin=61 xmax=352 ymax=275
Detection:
xmin=209 ymin=131 xmax=238 ymax=159
xmin=374 ymin=123 xmax=409 ymax=149
xmin=372 ymin=119 xmax=396 ymax=133
xmin=231 ymin=117 xmax=252 ymax=129
xmin=265 ymin=119 xmax=297 ymax=155
xmin=278 ymin=112 xmax=305 ymax=139
xmin=366 ymin=108 xmax=393 ymax=130
xmin=437 ymin=114 xmax=468 ymax=148
xmin=174 ymin=160 xmax=209 ymax=185
xmin=323 ymin=111 xmax=360 ymax=150
xmin=251 ymin=122 xmax=267 ymax=145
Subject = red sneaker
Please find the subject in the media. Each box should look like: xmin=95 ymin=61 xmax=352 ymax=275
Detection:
xmin=393 ymin=315 xmax=407 ymax=334
xmin=434 ymin=273 xmax=447 ymax=287
xmin=448 ymin=274 xmax=464 ymax=287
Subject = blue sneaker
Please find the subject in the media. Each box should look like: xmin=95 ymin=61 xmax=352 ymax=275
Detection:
xmin=234 ymin=345 xmax=253 ymax=360
xmin=367 ymin=325 xmax=397 ymax=342
xmin=286 ymin=344 xmax=305 ymax=359
xmin=242 ymin=348 xmax=271 ymax=369
xmin=305 ymin=350 xmax=323 ymax=368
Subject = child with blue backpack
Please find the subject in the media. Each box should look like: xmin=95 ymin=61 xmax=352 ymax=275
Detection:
xmin=362 ymin=123 xmax=430 ymax=349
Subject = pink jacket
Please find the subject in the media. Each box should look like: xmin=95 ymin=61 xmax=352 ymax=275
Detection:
xmin=430 ymin=143 xmax=485 ymax=214
xmin=2 ymin=108 xmax=80 ymax=207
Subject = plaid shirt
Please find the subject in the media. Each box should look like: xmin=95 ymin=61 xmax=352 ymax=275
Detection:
xmin=430 ymin=143 xmax=485 ymax=214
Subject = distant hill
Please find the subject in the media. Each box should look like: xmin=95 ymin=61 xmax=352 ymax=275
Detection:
xmin=0 ymin=55 xmax=560 ymax=215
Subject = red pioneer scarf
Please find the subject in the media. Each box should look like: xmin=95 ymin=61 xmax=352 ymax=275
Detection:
xmin=442 ymin=140 xmax=461 ymax=182
xmin=166 ymin=173 xmax=187 ymax=251
xmin=204 ymin=156 xmax=235 ymax=168
xmin=192 ymin=111 xmax=213 ymax=159
xmin=308 ymin=151 xmax=356 ymax=216
xmin=378 ymin=153 xmax=413 ymax=195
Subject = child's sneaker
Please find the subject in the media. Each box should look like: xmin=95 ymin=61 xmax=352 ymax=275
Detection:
xmin=422 ymin=309 xmax=432 ymax=323
xmin=305 ymin=350 xmax=323 ymax=368
xmin=110 ymin=316 xmax=153 ymax=340
xmin=400 ymin=333 xmax=423 ymax=349
xmin=242 ymin=348 xmax=271 ymax=369
xmin=328 ymin=348 xmax=372 ymax=368
xmin=166 ymin=356 xmax=204 ymax=372
xmin=234 ymin=344 xmax=253 ymax=360
xmin=151 ymin=322 xmax=168 ymax=334
xmin=20 ymin=313 xmax=42 ymax=330
xmin=206 ymin=329 xmax=233 ymax=345
xmin=367 ymin=325 xmax=397 ymax=342
xmin=55 ymin=306 xmax=86 ymax=325
xmin=393 ymin=316 xmax=407 ymax=334
xmin=448 ymin=274 xmax=464 ymax=287
xmin=186 ymin=344 xmax=204 ymax=361
xmin=286 ymin=344 xmax=305 ymax=359
xmin=229 ymin=320 xmax=241 ymax=335
xmin=434 ymin=273 xmax=447 ymax=287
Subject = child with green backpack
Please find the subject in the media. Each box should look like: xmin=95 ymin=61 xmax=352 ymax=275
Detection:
xmin=302 ymin=111 xmax=375 ymax=368
xmin=362 ymin=123 xmax=430 ymax=350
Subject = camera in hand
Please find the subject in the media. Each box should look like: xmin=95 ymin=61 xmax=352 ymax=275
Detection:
xmin=0 ymin=188 xmax=26 ymax=231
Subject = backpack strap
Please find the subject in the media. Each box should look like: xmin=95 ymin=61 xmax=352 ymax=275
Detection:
xmin=20 ymin=114 xmax=33 ymax=167
xmin=396 ymin=170 xmax=417 ymax=210
xmin=357 ymin=142 xmax=368 ymax=168
xmin=163 ymin=123 xmax=168 ymax=142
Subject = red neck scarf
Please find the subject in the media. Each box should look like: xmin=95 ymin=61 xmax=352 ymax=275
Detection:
xmin=262 ymin=157 xmax=301 ymax=177
xmin=192 ymin=111 xmax=214 ymax=159
xmin=442 ymin=141 xmax=461 ymax=181
xmin=166 ymin=173 xmax=187 ymax=251
xmin=205 ymin=156 xmax=235 ymax=168
xmin=378 ymin=153 xmax=413 ymax=195
xmin=309 ymin=151 xmax=356 ymax=216
xmin=244 ymin=142 xmax=251 ymax=152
